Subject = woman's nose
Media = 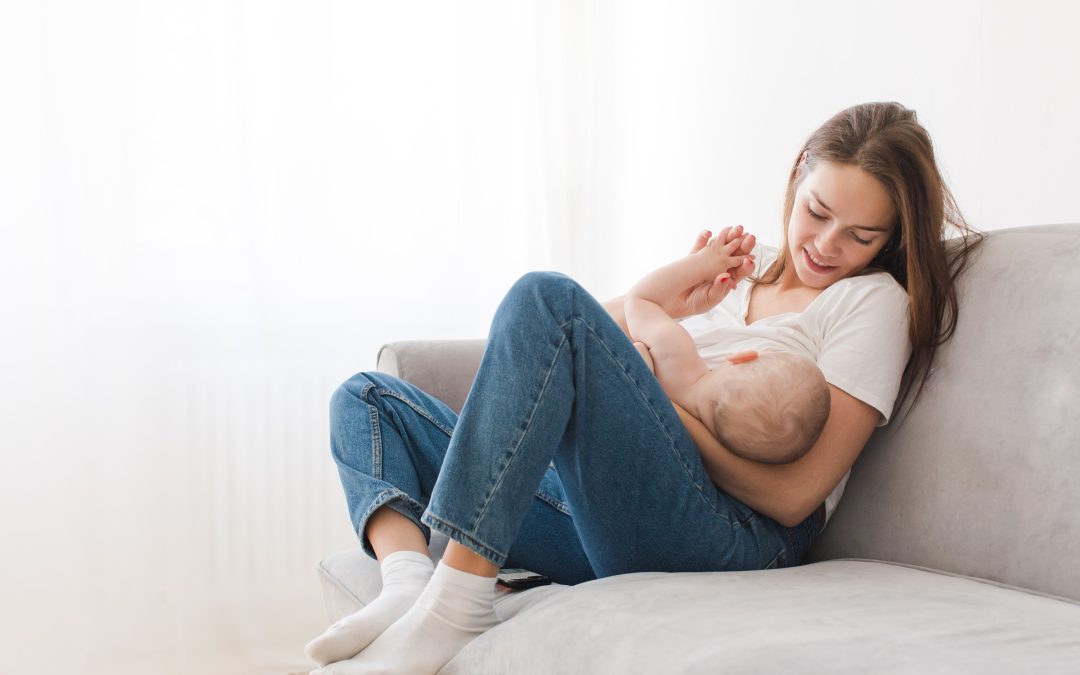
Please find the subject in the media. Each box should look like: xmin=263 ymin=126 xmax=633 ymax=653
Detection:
xmin=816 ymin=226 xmax=840 ymax=257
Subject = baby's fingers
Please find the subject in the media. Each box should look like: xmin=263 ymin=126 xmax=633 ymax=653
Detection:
xmin=722 ymin=236 xmax=746 ymax=255
xmin=689 ymin=229 xmax=711 ymax=255
xmin=710 ymin=225 xmax=739 ymax=251
xmin=708 ymin=226 xmax=733 ymax=249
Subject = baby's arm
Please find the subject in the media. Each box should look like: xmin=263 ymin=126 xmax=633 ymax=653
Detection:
xmin=625 ymin=233 xmax=748 ymax=399
xmin=625 ymin=292 xmax=709 ymax=397
xmin=632 ymin=341 xmax=656 ymax=374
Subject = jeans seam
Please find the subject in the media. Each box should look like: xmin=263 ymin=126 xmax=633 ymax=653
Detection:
xmin=422 ymin=511 xmax=508 ymax=566
xmin=474 ymin=331 xmax=568 ymax=527
xmin=765 ymin=549 xmax=784 ymax=570
xmin=534 ymin=489 xmax=572 ymax=516
xmin=734 ymin=511 xmax=759 ymax=528
xmin=539 ymin=461 xmax=570 ymax=513
xmin=570 ymin=314 xmax=724 ymax=519
xmin=357 ymin=488 xmax=429 ymax=556
xmin=362 ymin=383 xmax=384 ymax=479
xmin=360 ymin=488 xmax=427 ymax=526
xmin=374 ymin=387 xmax=456 ymax=438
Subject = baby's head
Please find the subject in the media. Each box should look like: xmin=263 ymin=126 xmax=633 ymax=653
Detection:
xmin=700 ymin=352 xmax=830 ymax=464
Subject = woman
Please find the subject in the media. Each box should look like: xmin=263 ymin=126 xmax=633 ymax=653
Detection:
xmin=306 ymin=102 xmax=983 ymax=674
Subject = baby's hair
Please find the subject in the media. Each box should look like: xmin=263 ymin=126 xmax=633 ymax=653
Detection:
xmin=711 ymin=353 xmax=830 ymax=464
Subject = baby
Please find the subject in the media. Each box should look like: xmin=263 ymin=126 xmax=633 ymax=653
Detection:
xmin=624 ymin=230 xmax=830 ymax=464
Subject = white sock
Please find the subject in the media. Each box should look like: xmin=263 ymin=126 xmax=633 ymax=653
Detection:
xmin=304 ymin=550 xmax=434 ymax=667
xmin=314 ymin=560 xmax=500 ymax=675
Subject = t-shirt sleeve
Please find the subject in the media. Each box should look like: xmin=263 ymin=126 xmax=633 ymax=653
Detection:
xmin=815 ymin=277 xmax=912 ymax=426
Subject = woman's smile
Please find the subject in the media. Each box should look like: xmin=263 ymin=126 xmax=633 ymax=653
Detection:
xmin=802 ymin=247 xmax=838 ymax=275
xmin=785 ymin=161 xmax=896 ymax=289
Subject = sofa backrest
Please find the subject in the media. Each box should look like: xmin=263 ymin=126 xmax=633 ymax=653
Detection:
xmin=377 ymin=339 xmax=485 ymax=415
xmin=808 ymin=224 xmax=1080 ymax=602
xmin=377 ymin=224 xmax=1080 ymax=602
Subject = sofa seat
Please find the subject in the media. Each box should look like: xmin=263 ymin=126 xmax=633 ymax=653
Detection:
xmin=316 ymin=225 xmax=1080 ymax=672
xmin=318 ymin=544 xmax=1080 ymax=673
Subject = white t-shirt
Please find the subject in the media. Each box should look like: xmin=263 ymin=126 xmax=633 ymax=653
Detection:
xmin=678 ymin=246 xmax=911 ymax=524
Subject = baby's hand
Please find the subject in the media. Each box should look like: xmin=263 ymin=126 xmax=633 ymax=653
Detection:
xmin=697 ymin=225 xmax=754 ymax=274
xmin=675 ymin=225 xmax=758 ymax=319
xmin=719 ymin=225 xmax=757 ymax=285
xmin=688 ymin=226 xmax=755 ymax=302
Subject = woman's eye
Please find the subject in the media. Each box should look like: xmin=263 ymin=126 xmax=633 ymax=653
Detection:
xmin=851 ymin=232 xmax=873 ymax=246
xmin=806 ymin=205 xmax=826 ymax=221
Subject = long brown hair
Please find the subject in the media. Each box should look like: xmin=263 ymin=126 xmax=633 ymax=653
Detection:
xmin=755 ymin=102 xmax=984 ymax=420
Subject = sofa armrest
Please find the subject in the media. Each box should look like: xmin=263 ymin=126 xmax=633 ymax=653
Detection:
xmin=376 ymin=339 xmax=486 ymax=414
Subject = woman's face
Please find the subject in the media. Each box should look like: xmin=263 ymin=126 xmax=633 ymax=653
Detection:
xmin=785 ymin=160 xmax=896 ymax=289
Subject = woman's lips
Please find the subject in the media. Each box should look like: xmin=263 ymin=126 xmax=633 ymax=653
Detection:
xmin=803 ymin=247 xmax=837 ymax=274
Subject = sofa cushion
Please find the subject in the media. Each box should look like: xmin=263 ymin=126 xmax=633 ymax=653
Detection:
xmin=374 ymin=224 xmax=1080 ymax=603
xmin=809 ymin=224 xmax=1080 ymax=602
xmin=317 ymin=550 xmax=1080 ymax=673
xmin=451 ymin=559 xmax=1080 ymax=673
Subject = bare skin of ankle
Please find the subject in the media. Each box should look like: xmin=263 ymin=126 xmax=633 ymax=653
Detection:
xmin=443 ymin=540 xmax=498 ymax=578
xmin=366 ymin=506 xmax=498 ymax=577
xmin=367 ymin=506 xmax=429 ymax=560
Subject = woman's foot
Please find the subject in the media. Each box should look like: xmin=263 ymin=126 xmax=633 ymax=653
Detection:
xmin=304 ymin=550 xmax=434 ymax=666
xmin=314 ymin=560 xmax=499 ymax=675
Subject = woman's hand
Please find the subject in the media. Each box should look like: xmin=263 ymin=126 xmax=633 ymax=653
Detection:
xmin=663 ymin=226 xmax=757 ymax=319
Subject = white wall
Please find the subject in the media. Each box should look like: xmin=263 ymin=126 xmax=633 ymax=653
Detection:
xmin=1 ymin=2 xmax=552 ymax=673
xmin=577 ymin=0 xmax=1080 ymax=300
xmin=1 ymin=2 xmax=1077 ymax=674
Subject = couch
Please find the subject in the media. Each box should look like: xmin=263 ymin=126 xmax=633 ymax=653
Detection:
xmin=315 ymin=224 xmax=1080 ymax=673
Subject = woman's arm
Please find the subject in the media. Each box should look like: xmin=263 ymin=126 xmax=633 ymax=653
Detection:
xmin=673 ymin=384 xmax=880 ymax=528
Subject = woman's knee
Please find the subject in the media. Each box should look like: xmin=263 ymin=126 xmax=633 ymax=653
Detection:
xmin=331 ymin=371 xmax=374 ymax=414
xmin=508 ymin=270 xmax=581 ymax=306
xmin=329 ymin=371 xmax=417 ymax=475
xmin=329 ymin=371 xmax=400 ymax=426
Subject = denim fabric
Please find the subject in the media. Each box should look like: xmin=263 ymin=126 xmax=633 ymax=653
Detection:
xmin=330 ymin=271 xmax=823 ymax=586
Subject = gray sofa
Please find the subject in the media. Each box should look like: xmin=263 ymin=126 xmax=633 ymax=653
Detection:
xmin=315 ymin=224 xmax=1080 ymax=673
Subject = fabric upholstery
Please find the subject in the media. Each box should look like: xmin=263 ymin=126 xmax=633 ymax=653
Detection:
xmin=315 ymin=223 xmax=1080 ymax=672
xmin=318 ymin=550 xmax=1080 ymax=673
xmin=444 ymin=559 xmax=1080 ymax=674
xmin=376 ymin=339 xmax=485 ymax=415
xmin=375 ymin=224 xmax=1080 ymax=601
xmin=808 ymin=224 xmax=1080 ymax=601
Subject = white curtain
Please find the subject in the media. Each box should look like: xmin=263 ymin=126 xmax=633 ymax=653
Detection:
xmin=4 ymin=1 xmax=1078 ymax=673
xmin=0 ymin=2 xmax=588 ymax=673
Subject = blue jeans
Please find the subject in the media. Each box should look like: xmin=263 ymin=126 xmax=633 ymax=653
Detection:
xmin=330 ymin=271 xmax=824 ymax=586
